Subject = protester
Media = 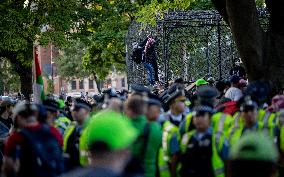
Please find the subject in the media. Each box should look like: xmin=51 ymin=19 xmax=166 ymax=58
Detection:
xmin=3 ymin=101 xmax=64 ymax=177
xmin=225 ymin=75 xmax=243 ymax=101
xmin=0 ymin=100 xmax=14 ymax=173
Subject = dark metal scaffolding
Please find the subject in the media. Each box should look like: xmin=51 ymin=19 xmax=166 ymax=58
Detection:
xmin=125 ymin=10 xmax=268 ymax=88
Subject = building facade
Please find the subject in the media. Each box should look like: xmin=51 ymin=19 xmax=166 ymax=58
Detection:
xmin=39 ymin=44 xmax=128 ymax=97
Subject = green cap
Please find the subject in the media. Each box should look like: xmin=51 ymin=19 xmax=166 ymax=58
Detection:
xmin=195 ymin=79 xmax=209 ymax=87
xmin=85 ymin=110 xmax=138 ymax=150
xmin=229 ymin=132 xmax=278 ymax=163
xmin=57 ymin=99 xmax=65 ymax=109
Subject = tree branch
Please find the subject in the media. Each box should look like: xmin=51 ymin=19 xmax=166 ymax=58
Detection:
xmin=226 ymin=0 xmax=265 ymax=80
xmin=211 ymin=0 xmax=229 ymax=25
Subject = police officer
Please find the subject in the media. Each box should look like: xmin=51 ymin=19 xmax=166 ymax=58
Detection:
xmin=179 ymin=105 xmax=228 ymax=177
xmin=64 ymin=98 xmax=92 ymax=171
xmin=158 ymin=84 xmax=186 ymax=177
xmin=55 ymin=99 xmax=71 ymax=135
xmin=228 ymin=96 xmax=264 ymax=146
xmin=180 ymin=86 xmax=232 ymax=137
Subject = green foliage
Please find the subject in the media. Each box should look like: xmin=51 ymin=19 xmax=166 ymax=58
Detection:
xmin=0 ymin=58 xmax=21 ymax=94
xmin=82 ymin=0 xmax=137 ymax=79
xmin=55 ymin=40 xmax=91 ymax=80
xmin=46 ymin=78 xmax=55 ymax=94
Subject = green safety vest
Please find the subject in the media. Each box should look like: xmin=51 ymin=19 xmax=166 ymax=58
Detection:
xmin=180 ymin=130 xmax=225 ymax=177
xmin=258 ymin=109 xmax=277 ymax=137
xmin=211 ymin=113 xmax=233 ymax=137
xmin=63 ymin=121 xmax=77 ymax=152
xmin=228 ymin=121 xmax=264 ymax=146
xmin=55 ymin=116 xmax=71 ymax=131
xmin=183 ymin=112 xmax=232 ymax=136
xmin=158 ymin=121 xmax=179 ymax=177
xmin=79 ymin=126 xmax=89 ymax=166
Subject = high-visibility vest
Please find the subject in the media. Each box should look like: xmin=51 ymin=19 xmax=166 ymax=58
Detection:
xmin=63 ymin=121 xmax=77 ymax=152
xmin=158 ymin=121 xmax=179 ymax=177
xmin=182 ymin=112 xmax=232 ymax=136
xmin=55 ymin=116 xmax=71 ymax=132
xmin=79 ymin=127 xmax=89 ymax=166
xmin=211 ymin=112 xmax=233 ymax=137
xmin=228 ymin=121 xmax=264 ymax=146
xmin=180 ymin=129 xmax=225 ymax=177
xmin=258 ymin=109 xmax=277 ymax=137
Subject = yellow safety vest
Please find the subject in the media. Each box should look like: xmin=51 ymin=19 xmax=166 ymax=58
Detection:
xmin=158 ymin=121 xmax=179 ymax=177
xmin=180 ymin=130 xmax=225 ymax=177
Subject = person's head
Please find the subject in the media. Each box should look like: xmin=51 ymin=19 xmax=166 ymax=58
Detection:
xmin=228 ymin=132 xmax=278 ymax=177
xmin=43 ymin=99 xmax=60 ymax=125
xmin=108 ymin=98 xmax=123 ymax=113
xmin=146 ymin=96 xmax=162 ymax=121
xmin=196 ymin=86 xmax=218 ymax=107
xmin=0 ymin=100 xmax=14 ymax=117
xmin=161 ymin=84 xmax=186 ymax=115
xmin=195 ymin=79 xmax=209 ymax=88
xmin=230 ymin=75 xmax=240 ymax=87
xmin=239 ymin=96 xmax=258 ymax=128
xmin=124 ymin=95 xmax=147 ymax=119
xmin=192 ymin=105 xmax=214 ymax=132
xmin=85 ymin=110 xmax=138 ymax=173
xmin=234 ymin=58 xmax=241 ymax=66
xmin=72 ymin=98 xmax=92 ymax=125
xmin=12 ymin=101 xmax=38 ymax=128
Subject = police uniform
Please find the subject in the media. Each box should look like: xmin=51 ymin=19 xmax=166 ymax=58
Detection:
xmin=158 ymin=84 xmax=186 ymax=177
xmin=179 ymin=106 xmax=228 ymax=177
xmin=63 ymin=99 xmax=91 ymax=170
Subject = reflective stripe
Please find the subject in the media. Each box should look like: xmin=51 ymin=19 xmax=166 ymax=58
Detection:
xmin=215 ymin=114 xmax=226 ymax=149
xmin=234 ymin=113 xmax=241 ymax=127
xmin=263 ymin=112 xmax=271 ymax=128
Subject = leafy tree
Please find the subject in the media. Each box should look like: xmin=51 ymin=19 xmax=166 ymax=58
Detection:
xmin=211 ymin=0 xmax=284 ymax=96
xmin=0 ymin=0 xmax=92 ymax=98
xmin=0 ymin=58 xmax=21 ymax=95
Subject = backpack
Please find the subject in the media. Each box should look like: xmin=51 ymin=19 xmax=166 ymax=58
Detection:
xmin=131 ymin=45 xmax=144 ymax=64
xmin=19 ymin=125 xmax=64 ymax=177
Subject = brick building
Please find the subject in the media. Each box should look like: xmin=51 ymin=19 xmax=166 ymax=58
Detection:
xmin=38 ymin=44 xmax=128 ymax=97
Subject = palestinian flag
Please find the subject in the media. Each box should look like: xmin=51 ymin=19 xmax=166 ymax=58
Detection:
xmin=33 ymin=46 xmax=45 ymax=103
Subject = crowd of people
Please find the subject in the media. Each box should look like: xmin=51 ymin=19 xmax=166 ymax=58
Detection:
xmin=0 ymin=74 xmax=283 ymax=177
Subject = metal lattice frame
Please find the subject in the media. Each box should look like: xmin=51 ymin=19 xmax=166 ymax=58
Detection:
xmin=126 ymin=10 xmax=269 ymax=88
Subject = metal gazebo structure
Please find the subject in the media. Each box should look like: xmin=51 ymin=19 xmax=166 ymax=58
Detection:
xmin=125 ymin=10 xmax=268 ymax=88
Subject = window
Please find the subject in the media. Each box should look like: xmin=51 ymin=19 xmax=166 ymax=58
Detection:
xmin=89 ymin=79 xmax=94 ymax=89
xmin=79 ymin=80 xmax=84 ymax=89
xmin=121 ymin=78 xmax=125 ymax=87
xmin=71 ymin=80 xmax=76 ymax=90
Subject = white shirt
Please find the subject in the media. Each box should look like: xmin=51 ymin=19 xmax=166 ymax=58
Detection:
xmin=225 ymin=87 xmax=243 ymax=101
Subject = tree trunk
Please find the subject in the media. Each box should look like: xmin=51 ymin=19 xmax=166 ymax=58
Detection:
xmin=18 ymin=65 xmax=33 ymax=100
xmin=212 ymin=0 xmax=284 ymax=98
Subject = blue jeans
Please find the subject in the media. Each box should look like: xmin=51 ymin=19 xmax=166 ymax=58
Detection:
xmin=144 ymin=63 xmax=155 ymax=85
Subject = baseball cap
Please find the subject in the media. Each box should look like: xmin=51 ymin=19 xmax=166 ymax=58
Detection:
xmin=229 ymin=132 xmax=278 ymax=163
xmin=195 ymin=79 xmax=209 ymax=87
xmin=85 ymin=110 xmax=138 ymax=150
